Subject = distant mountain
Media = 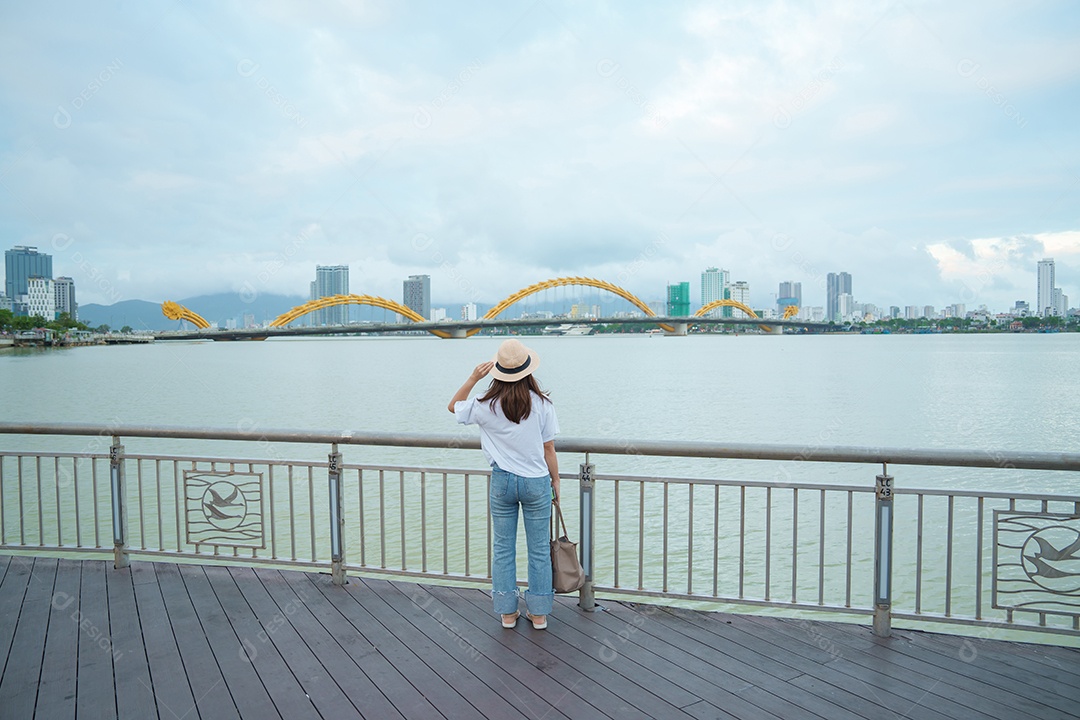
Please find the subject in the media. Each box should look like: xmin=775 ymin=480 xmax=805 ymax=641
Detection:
xmin=79 ymin=293 xmax=307 ymax=331
xmin=77 ymin=299 xmax=173 ymax=331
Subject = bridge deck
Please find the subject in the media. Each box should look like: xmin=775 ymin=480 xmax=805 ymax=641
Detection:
xmin=1 ymin=556 xmax=1077 ymax=720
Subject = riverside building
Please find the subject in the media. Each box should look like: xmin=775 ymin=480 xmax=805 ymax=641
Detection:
xmin=26 ymin=277 xmax=56 ymax=320
xmin=403 ymin=274 xmax=431 ymax=320
xmin=666 ymin=282 xmax=690 ymax=317
xmin=54 ymin=276 xmax=77 ymax=319
xmin=826 ymin=271 xmax=852 ymax=323
xmin=777 ymin=280 xmax=801 ymax=315
xmin=5 ymin=245 xmax=53 ymax=316
xmin=700 ymin=267 xmax=730 ymax=317
xmin=311 ymin=265 xmax=349 ymax=326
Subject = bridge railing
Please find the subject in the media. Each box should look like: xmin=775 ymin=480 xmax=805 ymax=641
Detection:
xmin=1 ymin=423 xmax=1078 ymax=642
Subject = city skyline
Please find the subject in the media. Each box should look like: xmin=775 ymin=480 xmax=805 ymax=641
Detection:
xmin=0 ymin=3 xmax=1077 ymax=314
xmin=5 ymin=241 xmax=1073 ymax=321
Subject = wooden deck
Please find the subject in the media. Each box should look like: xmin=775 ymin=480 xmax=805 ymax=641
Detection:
xmin=1 ymin=555 xmax=1078 ymax=720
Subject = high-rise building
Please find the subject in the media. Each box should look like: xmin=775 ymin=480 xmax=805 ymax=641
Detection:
xmin=5 ymin=246 xmax=53 ymax=315
xmin=461 ymin=302 xmax=477 ymax=321
xmin=700 ymin=267 xmax=730 ymax=317
xmin=1052 ymin=288 xmax=1068 ymax=317
xmin=730 ymin=281 xmax=751 ymax=318
xmin=54 ymin=276 xmax=76 ymax=320
xmin=666 ymin=282 xmax=690 ymax=317
xmin=837 ymin=293 xmax=853 ymax=322
xmin=826 ymin=272 xmax=852 ymax=322
xmin=1013 ymin=300 xmax=1030 ymax=316
xmin=777 ymin=280 xmax=801 ymax=314
xmin=403 ymin=274 xmax=431 ymax=320
xmin=27 ymin=277 xmax=56 ymax=320
xmin=1037 ymin=259 xmax=1055 ymax=317
xmin=312 ymin=265 xmax=349 ymax=325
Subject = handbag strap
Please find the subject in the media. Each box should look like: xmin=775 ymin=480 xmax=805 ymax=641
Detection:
xmin=551 ymin=499 xmax=571 ymax=540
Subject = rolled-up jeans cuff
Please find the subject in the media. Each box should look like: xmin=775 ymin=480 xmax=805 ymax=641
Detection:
xmin=524 ymin=590 xmax=553 ymax=616
xmin=492 ymin=589 xmax=520 ymax=615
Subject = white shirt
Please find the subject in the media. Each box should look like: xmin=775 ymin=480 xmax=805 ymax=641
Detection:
xmin=455 ymin=391 xmax=559 ymax=477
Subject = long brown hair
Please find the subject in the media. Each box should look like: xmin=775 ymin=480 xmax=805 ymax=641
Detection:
xmin=477 ymin=375 xmax=550 ymax=424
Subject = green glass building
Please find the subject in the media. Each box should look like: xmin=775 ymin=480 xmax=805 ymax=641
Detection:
xmin=666 ymin=282 xmax=690 ymax=317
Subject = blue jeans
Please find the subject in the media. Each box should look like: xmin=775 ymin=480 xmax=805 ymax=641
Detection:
xmin=489 ymin=464 xmax=553 ymax=616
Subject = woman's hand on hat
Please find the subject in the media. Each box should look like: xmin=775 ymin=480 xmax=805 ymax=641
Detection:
xmin=470 ymin=361 xmax=494 ymax=382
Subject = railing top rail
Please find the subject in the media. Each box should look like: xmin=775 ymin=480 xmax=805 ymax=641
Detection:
xmin=2 ymin=422 xmax=1079 ymax=471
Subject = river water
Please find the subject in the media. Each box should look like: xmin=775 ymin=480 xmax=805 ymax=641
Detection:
xmin=2 ymin=332 xmax=1077 ymax=476
xmin=2 ymin=333 xmax=1078 ymax=637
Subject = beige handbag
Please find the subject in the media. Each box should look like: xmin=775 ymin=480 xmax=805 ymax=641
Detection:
xmin=550 ymin=500 xmax=585 ymax=593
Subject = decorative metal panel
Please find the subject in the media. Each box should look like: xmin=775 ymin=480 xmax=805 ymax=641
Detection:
xmin=184 ymin=471 xmax=265 ymax=549
xmin=993 ymin=511 xmax=1080 ymax=616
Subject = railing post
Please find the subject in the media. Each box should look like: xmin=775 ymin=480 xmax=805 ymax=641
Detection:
xmin=328 ymin=444 xmax=346 ymax=585
xmin=873 ymin=468 xmax=894 ymax=637
xmin=110 ymin=436 xmax=128 ymax=569
xmin=578 ymin=458 xmax=596 ymax=610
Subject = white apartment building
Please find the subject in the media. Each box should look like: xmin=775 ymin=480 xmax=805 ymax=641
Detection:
xmin=26 ymin=277 xmax=55 ymax=320
xmin=54 ymin=276 xmax=76 ymax=319
xmin=1037 ymin=258 xmax=1055 ymax=316
xmin=700 ymin=267 xmax=730 ymax=317
xmin=730 ymin=281 xmax=750 ymax=318
xmin=837 ymin=292 xmax=853 ymax=321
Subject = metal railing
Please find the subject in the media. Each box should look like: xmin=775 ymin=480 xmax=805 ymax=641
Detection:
xmin=1 ymin=422 xmax=1078 ymax=641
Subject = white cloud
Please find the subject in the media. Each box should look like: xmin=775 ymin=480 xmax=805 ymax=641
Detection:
xmin=0 ymin=0 xmax=1078 ymax=313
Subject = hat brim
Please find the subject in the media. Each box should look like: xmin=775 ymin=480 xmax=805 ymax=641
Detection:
xmin=490 ymin=350 xmax=539 ymax=382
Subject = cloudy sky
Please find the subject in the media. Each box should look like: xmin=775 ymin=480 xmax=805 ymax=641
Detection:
xmin=1 ymin=1 xmax=1078 ymax=313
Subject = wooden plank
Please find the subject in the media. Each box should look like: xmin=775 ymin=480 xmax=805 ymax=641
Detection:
xmin=681 ymin=699 xmax=751 ymax=720
xmin=807 ymin=620 xmax=1075 ymax=720
xmin=423 ymin=583 xmax=682 ymax=720
xmin=226 ymin=567 xmax=364 ymax=719
xmin=152 ymin=562 xmax=240 ymax=720
xmin=449 ymin=584 xmax=704 ymax=717
xmin=742 ymin=614 xmax=1053 ymax=720
xmin=0 ymin=554 xmax=33 ymax=682
xmin=302 ymin=572 xmax=487 ymax=720
xmin=448 ymin=585 xmax=704 ymax=719
xmin=416 ymin=587 xmax=630 ymax=720
xmin=0 ymin=557 xmax=57 ymax=718
xmin=0 ymin=554 xmax=12 ymax=585
xmin=378 ymin=580 xmax=576 ymax=720
xmin=278 ymin=572 xmax=440 ymax=720
xmin=253 ymin=569 xmax=407 ymax=720
xmin=830 ymin=622 xmax=1080 ymax=711
xmin=176 ymin=564 xmax=282 ymax=720
xmin=736 ymin=613 xmax=1002 ymax=720
xmin=130 ymin=563 xmax=201 ymax=720
xmin=553 ymin=597 xmax=835 ymax=720
xmin=34 ymin=558 xmax=82 ymax=719
xmin=882 ymin=626 xmax=1080 ymax=702
xmin=107 ymin=564 xmax=157 ymax=720
xmin=75 ymin=560 xmax=117 ymax=720
xmin=652 ymin=606 xmax=956 ymax=720
xmin=200 ymin=565 xmax=320 ymax=720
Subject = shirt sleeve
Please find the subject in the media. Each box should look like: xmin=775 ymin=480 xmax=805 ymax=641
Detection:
xmin=540 ymin=401 xmax=559 ymax=442
xmin=454 ymin=397 xmax=477 ymax=425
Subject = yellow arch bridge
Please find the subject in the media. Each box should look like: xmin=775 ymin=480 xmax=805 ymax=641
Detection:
xmin=161 ymin=278 xmax=799 ymax=337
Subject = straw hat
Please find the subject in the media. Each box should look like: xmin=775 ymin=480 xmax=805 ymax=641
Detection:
xmin=490 ymin=339 xmax=539 ymax=382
